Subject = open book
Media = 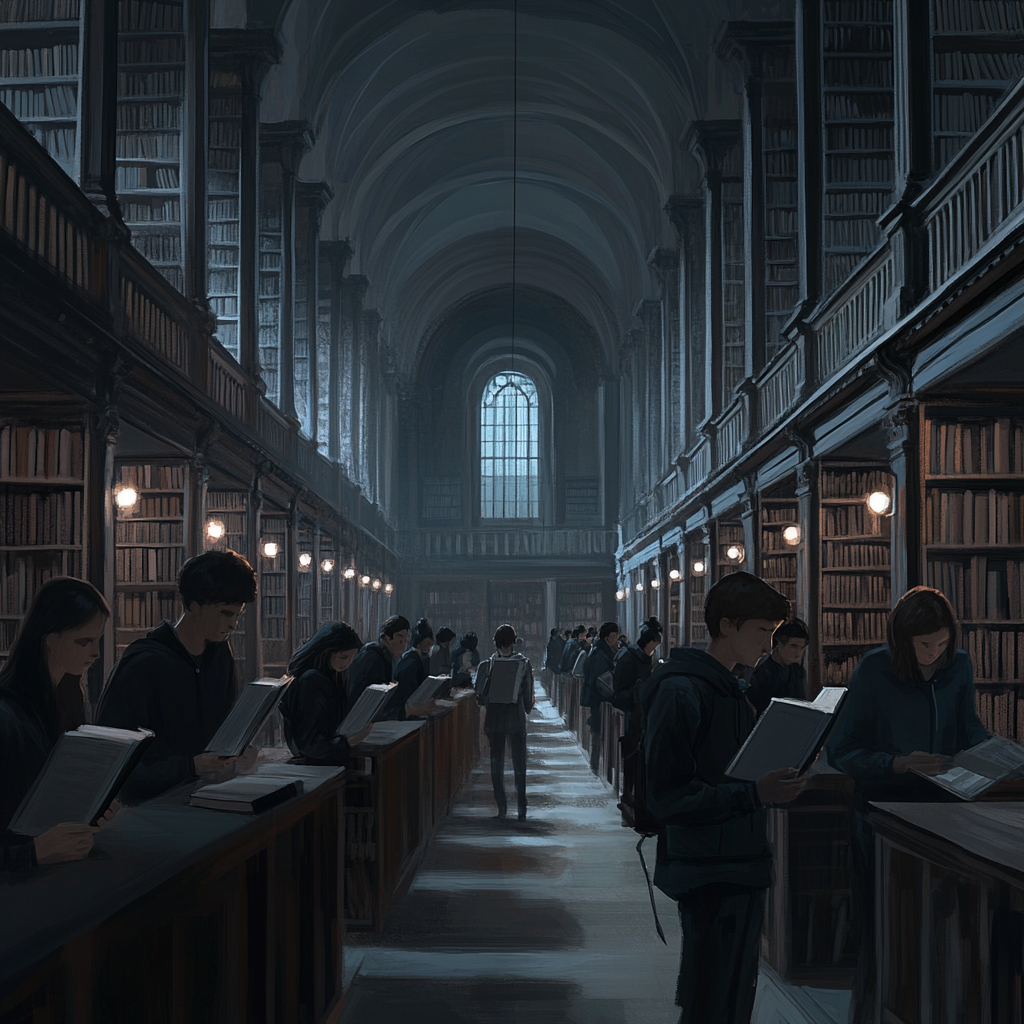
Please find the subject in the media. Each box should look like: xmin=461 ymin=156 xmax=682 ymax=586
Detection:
xmin=913 ymin=735 xmax=1024 ymax=800
xmin=190 ymin=772 xmax=303 ymax=814
xmin=726 ymin=687 xmax=847 ymax=783
xmin=336 ymin=682 xmax=396 ymax=738
xmin=406 ymin=674 xmax=451 ymax=708
xmin=9 ymin=724 xmax=154 ymax=836
xmin=204 ymin=677 xmax=291 ymax=757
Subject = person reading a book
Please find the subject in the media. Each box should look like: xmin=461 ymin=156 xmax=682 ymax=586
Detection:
xmin=581 ymin=621 xmax=620 ymax=773
xmin=391 ymin=618 xmax=439 ymax=719
xmin=279 ymin=621 xmax=373 ymax=762
xmin=450 ymin=631 xmax=480 ymax=689
xmin=476 ymin=623 xmax=535 ymax=821
xmin=745 ymin=617 xmax=810 ymax=716
xmin=429 ymin=626 xmax=456 ymax=677
xmin=1 ymin=577 xmax=118 ymax=870
xmin=97 ymin=549 xmax=259 ymax=802
xmin=346 ymin=614 xmax=409 ymax=710
xmin=558 ymin=625 xmax=586 ymax=675
xmin=826 ymin=585 xmax=988 ymax=1024
xmin=641 ymin=571 xmax=807 ymax=1024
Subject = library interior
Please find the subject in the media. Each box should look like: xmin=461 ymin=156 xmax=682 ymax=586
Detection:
xmin=2 ymin=0 xmax=1024 ymax=1022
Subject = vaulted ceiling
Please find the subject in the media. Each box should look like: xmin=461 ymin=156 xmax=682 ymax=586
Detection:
xmin=244 ymin=0 xmax=793 ymax=373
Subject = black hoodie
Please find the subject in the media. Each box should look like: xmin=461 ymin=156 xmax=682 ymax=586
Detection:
xmin=346 ymin=641 xmax=393 ymax=711
xmin=641 ymin=646 xmax=769 ymax=898
xmin=97 ymin=621 xmax=237 ymax=802
xmin=611 ymin=642 xmax=653 ymax=713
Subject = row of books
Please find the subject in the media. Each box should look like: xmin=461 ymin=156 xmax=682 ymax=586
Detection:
xmin=926 ymin=489 xmax=1024 ymax=546
xmin=934 ymin=92 xmax=1003 ymax=134
xmin=210 ymin=96 xmax=242 ymax=119
xmin=116 ymin=130 xmax=178 ymax=159
xmin=120 ymin=200 xmax=180 ymax=223
xmin=208 ymin=222 xmax=240 ymax=244
xmin=0 ymin=489 xmax=82 ymax=546
xmin=975 ymin=688 xmax=1024 ymax=742
xmin=115 ymin=588 xmax=177 ymax=627
xmin=822 ymin=572 xmax=891 ymax=606
xmin=824 ymin=218 xmax=882 ymax=249
xmin=823 ymin=1 xmax=892 ymax=21
xmin=209 ymin=121 xmax=240 ymax=148
xmin=121 ymin=495 xmax=182 ymax=518
xmin=822 ymin=542 xmax=890 ymax=569
xmin=764 ymin=151 xmax=796 ymax=178
xmin=964 ymin=626 xmax=1024 ymax=682
xmin=934 ymin=51 xmax=1024 ymax=82
xmin=0 ymin=425 xmax=82 ymax=479
xmin=118 ymin=0 xmax=183 ymax=32
xmin=824 ymin=156 xmax=896 ymax=185
xmin=117 ymin=37 xmax=182 ymax=64
xmin=118 ymin=463 xmax=185 ymax=489
xmin=0 ymin=0 xmax=78 ymax=20
xmin=0 ymin=43 xmax=76 ymax=78
xmin=0 ymin=84 xmax=75 ymax=118
xmin=131 ymin=231 xmax=180 ymax=263
xmin=823 ymin=654 xmax=861 ymax=688
xmin=824 ymin=25 xmax=890 ymax=52
xmin=928 ymin=418 xmax=1022 ymax=475
xmin=824 ymin=94 xmax=894 ymax=123
xmin=933 ymin=0 xmax=1024 ymax=32
xmin=115 ymin=545 xmax=182 ymax=583
xmin=762 ymin=532 xmax=799 ymax=554
xmin=1 ymin=550 xmax=82 ymax=614
xmin=821 ymin=469 xmax=892 ymax=500
xmin=207 ymin=491 xmax=246 ymax=511
xmin=822 ymin=611 xmax=887 ymax=643
xmin=117 ymin=69 xmax=182 ymax=96
xmin=26 ymin=124 xmax=73 ymax=166
xmin=822 ymin=504 xmax=887 ymax=538
xmin=824 ymin=59 xmax=893 ymax=89
xmin=928 ymin=558 xmax=1024 ymax=621
xmin=825 ymin=191 xmax=888 ymax=215
xmin=116 ymin=102 xmax=181 ymax=131
xmin=208 ymin=198 xmax=238 ymax=221
xmin=116 ymin=520 xmax=181 ymax=544
xmin=115 ymin=164 xmax=178 ymax=190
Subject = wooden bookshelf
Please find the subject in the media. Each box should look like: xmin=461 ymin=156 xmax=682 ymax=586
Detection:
xmin=259 ymin=512 xmax=288 ymax=677
xmin=556 ymin=580 xmax=603 ymax=630
xmin=205 ymin=488 xmax=248 ymax=684
xmin=931 ymin=0 xmax=1024 ymax=169
xmin=821 ymin=0 xmax=895 ymax=293
xmin=686 ymin=535 xmax=710 ymax=648
xmin=295 ymin=519 xmax=313 ymax=649
xmin=207 ymin=67 xmax=241 ymax=361
xmin=420 ymin=578 xmax=482 ymax=643
xmin=258 ymin=158 xmax=283 ymax=407
xmin=761 ymin=494 xmax=799 ymax=604
xmin=116 ymin=0 xmax=186 ymax=294
xmin=924 ymin=406 xmax=1024 ymax=739
xmin=113 ymin=460 xmax=185 ymax=659
xmin=318 ymin=531 xmax=336 ymax=627
xmin=721 ymin=139 xmax=745 ymax=400
xmin=489 ymin=580 xmax=544 ymax=665
xmin=0 ymin=0 xmax=81 ymax=180
xmin=0 ymin=418 xmax=87 ymax=663
xmin=818 ymin=462 xmax=893 ymax=687
xmin=716 ymin=519 xmax=747 ymax=580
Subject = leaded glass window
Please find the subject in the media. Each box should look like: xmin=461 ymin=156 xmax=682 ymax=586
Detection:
xmin=480 ymin=372 xmax=539 ymax=519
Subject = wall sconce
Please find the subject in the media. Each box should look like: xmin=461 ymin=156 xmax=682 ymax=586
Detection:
xmin=615 ymin=589 xmax=625 ymax=601
xmin=650 ymin=578 xmax=661 ymax=589
xmin=726 ymin=544 xmax=745 ymax=562
xmin=343 ymin=567 xmax=356 ymax=580
xmin=867 ymin=490 xmax=893 ymax=516
xmin=384 ymin=582 xmax=394 ymax=595
xmin=669 ymin=568 xmax=682 ymax=581
xmin=261 ymin=540 xmax=279 ymax=559
xmin=783 ymin=525 xmax=800 ymax=546
xmin=298 ymin=552 xmax=312 ymax=571
xmin=114 ymin=485 xmax=139 ymax=510
xmin=372 ymin=578 xmax=382 ymax=591
xmin=321 ymin=559 xmax=335 ymax=573
xmin=692 ymin=560 xmax=706 ymax=576
xmin=360 ymin=574 xmax=371 ymax=586
xmin=206 ymin=519 xmax=225 ymax=541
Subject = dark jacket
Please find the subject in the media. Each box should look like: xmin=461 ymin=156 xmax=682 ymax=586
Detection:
xmin=558 ymin=638 xmax=580 ymax=674
xmin=278 ymin=667 xmax=354 ymax=764
xmin=545 ymin=635 xmax=566 ymax=671
xmin=826 ymin=647 xmax=989 ymax=802
xmin=746 ymin=653 xmax=806 ymax=716
xmin=581 ymin=637 xmax=616 ymax=707
xmin=347 ymin=641 xmax=393 ymax=711
xmin=96 ymin=621 xmax=237 ymax=802
xmin=429 ymin=643 xmax=452 ymax=677
xmin=390 ymin=649 xmax=428 ymax=720
xmin=612 ymin=643 xmax=653 ymax=713
xmin=642 ymin=647 xmax=768 ymax=897
xmin=476 ymin=653 xmax=535 ymax=733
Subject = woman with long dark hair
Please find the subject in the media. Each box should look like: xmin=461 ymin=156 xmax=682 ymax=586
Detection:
xmin=279 ymin=621 xmax=372 ymax=762
xmin=1 ymin=577 xmax=115 ymax=869
xmin=827 ymin=585 xmax=989 ymax=1024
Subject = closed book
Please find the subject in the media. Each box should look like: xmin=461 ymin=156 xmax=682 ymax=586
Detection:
xmin=406 ymin=674 xmax=451 ymax=708
xmin=204 ymin=677 xmax=291 ymax=757
xmin=336 ymin=682 xmax=396 ymax=738
xmin=189 ymin=775 xmax=303 ymax=814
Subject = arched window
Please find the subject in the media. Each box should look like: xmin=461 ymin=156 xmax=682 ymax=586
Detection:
xmin=480 ymin=372 xmax=539 ymax=519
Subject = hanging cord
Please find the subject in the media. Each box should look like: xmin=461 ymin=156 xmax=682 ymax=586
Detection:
xmin=637 ymin=836 xmax=668 ymax=944
xmin=510 ymin=0 xmax=518 ymax=375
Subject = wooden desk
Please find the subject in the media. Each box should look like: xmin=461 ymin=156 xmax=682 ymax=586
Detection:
xmin=0 ymin=766 xmax=346 ymax=1024
xmin=870 ymin=801 xmax=1024 ymax=1024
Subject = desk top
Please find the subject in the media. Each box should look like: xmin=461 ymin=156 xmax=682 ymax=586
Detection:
xmin=0 ymin=765 xmax=344 ymax=995
xmin=353 ymin=721 xmax=423 ymax=751
xmin=870 ymin=801 xmax=1024 ymax=877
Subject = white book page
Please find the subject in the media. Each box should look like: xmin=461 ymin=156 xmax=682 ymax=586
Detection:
xmin=205 ymin=681 xmax=280 ymax=756
xmin=919 ymin=765 xmax=994 ymax=800
xmin=954 ymin=735 xmax=1024 ymax=780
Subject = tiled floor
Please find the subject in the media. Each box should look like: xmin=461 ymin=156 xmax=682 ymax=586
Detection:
xmin=340 ymin=686 xmax=852 ymax=1024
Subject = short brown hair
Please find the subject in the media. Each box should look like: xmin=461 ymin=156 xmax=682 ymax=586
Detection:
xmin=887 ymin=586 xmax=958 ymax=681
xmin=704 ymin=571 xmax=789 ymax=639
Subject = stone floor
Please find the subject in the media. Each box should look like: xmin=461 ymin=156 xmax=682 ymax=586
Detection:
xmin=340 ymin=685 xmax=853 ymax=1024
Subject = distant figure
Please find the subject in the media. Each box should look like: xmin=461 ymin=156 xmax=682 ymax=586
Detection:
xmin=430 ymin=626 xmax=457 ymax=676
xmin=544 ymin=627 xmax=566 ymax=680
xmin=745 ymin=617 xmax=810 ymax=714
xmin=347 ymin=614 xmax=410 ymax=709
xmin=0 ymin=578 xmax=116 ymax=869
xmin=279 ymin=621 xmax=372 ymax=762
xmin=581 ymin=621 xmax=620 ymax=774
xmin=450 ymin=631 xmax=480 ymax=689
xmin=98 ymin=549 xmax=259 ymax=803
xmin=475 ymin=623 xmax=535 ymax=821
xmin=558 ymin=624 xmax=586 ymax=674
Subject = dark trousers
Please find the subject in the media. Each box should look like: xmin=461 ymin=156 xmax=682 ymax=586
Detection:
xmin=487 ymin=728 xmax=527 ymax=814
xmin=676 ymin=883 xmax=765 ymax=1024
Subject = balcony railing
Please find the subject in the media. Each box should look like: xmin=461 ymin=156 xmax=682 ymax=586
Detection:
xmin=412 ymin=527 xmax=618 ymax=560
xmin=757 ymin=344 xmax=799 ymax=433
xmin=716 ymin=399 xmax=747 ymax=469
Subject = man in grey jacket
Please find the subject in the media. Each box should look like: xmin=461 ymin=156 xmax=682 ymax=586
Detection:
xmin=642 ymin=571 xmax=807 ymax=1024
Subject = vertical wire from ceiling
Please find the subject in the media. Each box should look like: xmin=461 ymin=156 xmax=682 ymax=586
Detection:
xmin=511 ymin=0 xmax=518 ymax=377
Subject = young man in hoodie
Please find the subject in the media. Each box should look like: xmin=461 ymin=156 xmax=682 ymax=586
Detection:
xmin=642 ymin=571 xmax=807 ymax=1024
xmin=97 ymin=549 xmax=259 ymax=803
xmin=582 ymin=620 xmax=619 ymax=773
xmin=745 ymin=617 xmax=810 ymax=715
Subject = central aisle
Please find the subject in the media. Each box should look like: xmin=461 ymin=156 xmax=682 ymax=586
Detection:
xmin=339 ymin=685 xmax=850 ymax=1024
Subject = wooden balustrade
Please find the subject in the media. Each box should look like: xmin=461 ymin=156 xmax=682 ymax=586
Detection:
xmin=757 ymin=343 xmax=799 ymax=433
xmin=716 ymin=400 xmax=747 ymax=469
xmin=413 ymin=527 xmax=617 ymax=560
xmin=208 ymin=341 xmax=249 ymax=421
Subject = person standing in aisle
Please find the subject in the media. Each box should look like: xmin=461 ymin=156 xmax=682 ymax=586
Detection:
xmin=544 ymin=627 xmax=566 ymax=686
xmin=475 ymin=623 xmax=535 ymax=821
xmin=826 ymin=586 xmax=988 ymax=1024
xmin=745 ymin=617 xmax=810 ymax=715
xmin=581 ymin=621 xmax=619 ymax=774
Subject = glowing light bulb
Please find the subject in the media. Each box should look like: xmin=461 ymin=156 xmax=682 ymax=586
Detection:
xmin=615 ymin=589 xmax=625 ymax=601
xmin=115 ymin=486 xmax=138 ymax=509
xmin=868 ymin=491 xmax=891 ymax=515
xmin=635 ymin=582 xmax=644 ymax=592
xmin=261 ymin=541 xmax=278 ymax=559
xmin=298 ymin=552 xmax=312 ymax=569
xmin=651 ymin=578 xmax=661 ymax=589
xmin=783 ymin=525 xmax=800 ymax=546
xmin=343 ymin=567 xmax=356 ymax=580
xmin=692 ymin=560 xmax=706 ymax=575
xmin=384 ymin=583 xmax=394 ymax=594
xmin=206 ymin=519 xmax=225 ymax=541
xmin=726 ymin=545 xmax=744 ymax=562
xmin=360 ymin=575 xmax=371 ymax=586
xmin=321 ymin=559 xmax=335 ymax=573
xmin=669 ymin=568 xmax=682 ymax=581
xmin=372 ymin=578 xmax=382 ymax=591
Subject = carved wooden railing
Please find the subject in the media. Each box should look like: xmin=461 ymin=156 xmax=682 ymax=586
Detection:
xmin=412 ymin=527 xmax=618 ymax=560
xmin=920 ymin=75 xmax=1024 ymax=293
xmin=757 ymin=343 xmax=799 ymax=433
xmin=119 ymin=251 xmax=193 ymax=377
xmin=686 ymin=438 xmax=711 ymax=493
xmin=208 ymin=341 xmax=247 ymax=420
xmin=716 ymin=400 xmax=747 ymax=469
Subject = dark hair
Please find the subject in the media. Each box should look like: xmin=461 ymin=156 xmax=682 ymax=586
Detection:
xmin=494 ymin=623 xmax=517 ymax=648
xmin=638 ymin=616 xmax=663 ymax=647
xmin=550 ymin=628 xmax=558 ymax=638
xmin=572 ymin=624 xmax=586 ymax=638
xmin=287 ymin=621 xmax=362 ymax=678
xmin=411 ymin=617 xmax=434 ymax=646
xmin=774 ymin=617 xmax=810 ymax=645
xmin=459 ymin=631 xmax=479 ymax=651
xmin=705 ymin=571 xmax=789 ymax=639
xmin=887 ymin=586 xmax=958 ymax=681
xmin=0 ymin=577 xmax=110 ymax=740
xmin=179 ymin=549 xmax=257 ymax=608
xmin=599 ymin=621 xmax=620 ymax=640
xmin=380 ymin=615 xmax=410 ymax=639
xmin=586 ymin=626 xmax=598 ymax=638
xmin=562 ymin=629 xmax=571 ymax=639
xmin=436 ymin=626 xmax=456 ymax=644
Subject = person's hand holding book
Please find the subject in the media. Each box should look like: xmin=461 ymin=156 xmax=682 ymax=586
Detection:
xmin=348 ymin=726 xmax=372 ymax=748
xmin=406 ymin=700 xmax=437 ymax=718
xmin=96 ymin=799 xmax=120 ymax=829
xmin=893 ymin=751 xmax=952 ymax=776
xmin=33 ymin=822 xmax=97 ymax=864
xmin=194 ymin=752 xmax=240 ymax=777
xmin=756 ymin=766 xmax=808 ymax=805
